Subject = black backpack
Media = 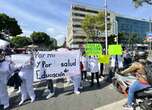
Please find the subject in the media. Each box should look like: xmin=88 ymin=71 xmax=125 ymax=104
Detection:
xmin=7 ymin=72 xmax=22 ymax=87
xmin=144 ymin=61 xmax=152 ymax=85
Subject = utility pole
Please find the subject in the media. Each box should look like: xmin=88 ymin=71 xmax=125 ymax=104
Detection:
xmin=149 ymin=18 xmax=152 ymax=52
xmin=150 ymin=18 xmax=152 ymax=32
xmin=104 ymin=0 xmax=108 ymax=55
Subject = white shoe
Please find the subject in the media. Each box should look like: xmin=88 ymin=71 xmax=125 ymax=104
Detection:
xmin=46 ymin=92 xmax=54 ymax=99
xmin=4 ymin=104 xmax=9 ymax=109
xmin=31 ymin=98 xmax=35 ymax=103
xmin=85 ymin=79 xmax=89 ymax=81
xmin=123 ymin=104 xmax=133 ymax=110
xmin=74 ymin=91 xmax=80 ymax=95
xmin=79 ymin=86 xmax=83 ymax=89
xmin=44 ymin=89 xmax=49 ymax=93
xmin=16 ymin=89 xmax=21 ymax=94
xmin=19 ymin=100 xmax=24 ymax=106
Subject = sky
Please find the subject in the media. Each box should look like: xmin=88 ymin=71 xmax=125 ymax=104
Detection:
xmin=0 ymin=0 xmax=152 ymax=45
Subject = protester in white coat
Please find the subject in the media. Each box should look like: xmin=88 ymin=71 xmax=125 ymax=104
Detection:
xmin=69 ymin=63 xmax=81 ymax=95
xmin=18 ymin=55 xmax=35 ymax=105
xmin=71 ymin=70 xmax=81 ymax=94
xmin=0 ymin=49 xmax=15 ymax=109
xmin=89 ymin=56 xmax=100 ymax=87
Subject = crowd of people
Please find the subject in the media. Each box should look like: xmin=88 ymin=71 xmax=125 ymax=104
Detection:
xmin=0 ymin=47 xmax=151 ymax=110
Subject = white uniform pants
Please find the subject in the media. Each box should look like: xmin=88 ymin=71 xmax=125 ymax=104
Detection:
xmin=0 ymin=82 xmax=9 ymax=107
xmin=71 ymin=75 xmax=81 ymax=92
xmin=20 ymin=79 xmax=35 ymax=101
xmin=118 ymin=56 xmax=123 ymax=68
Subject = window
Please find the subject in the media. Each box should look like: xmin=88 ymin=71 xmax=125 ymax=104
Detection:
xmin=107 ymin=13 xmax=110 ymax=16
xmin=72 ymin=6 xmax=99 ymax=14
xmin=72 ymin=18 xmax=82 ymax=22
xmin=72 ymin=13 xmax=85 ymax=17
xmin=73 ymin=24 xmax=81 ymax=28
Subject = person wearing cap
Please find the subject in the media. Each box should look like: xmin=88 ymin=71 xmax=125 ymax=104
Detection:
xmin=0 ymin=49 xmax=15 ymax=109
xmin=120 ymin=59 xmax=150 ymax=110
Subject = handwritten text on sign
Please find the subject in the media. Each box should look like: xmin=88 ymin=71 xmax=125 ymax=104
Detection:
xmin=85 ymin=43 xmax=102 ymax=56
xmin=33 ymin=50 xmax=80 ymax=82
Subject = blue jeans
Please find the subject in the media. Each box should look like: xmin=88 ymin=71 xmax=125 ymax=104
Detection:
xmin=128 ymin=80 xmax=150 ymax=106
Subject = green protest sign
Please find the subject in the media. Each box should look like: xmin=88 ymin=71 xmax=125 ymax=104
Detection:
xmin=85 ymin=43 xmax=102 ymax=56
xmin=108 ymin=44 xmax=122 ymax=55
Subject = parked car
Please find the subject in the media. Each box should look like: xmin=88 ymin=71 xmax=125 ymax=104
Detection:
xmin=135 ymin=44 xmax=148 ymax=59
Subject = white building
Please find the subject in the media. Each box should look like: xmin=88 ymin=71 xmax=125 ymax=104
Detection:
xmin=67 ymin=4 xmax=116 ymax=48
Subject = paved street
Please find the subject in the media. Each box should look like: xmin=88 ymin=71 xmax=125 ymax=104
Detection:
xmin=9 ymin=79 xmax=125 ymax=110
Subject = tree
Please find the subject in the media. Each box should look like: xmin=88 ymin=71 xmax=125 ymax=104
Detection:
xmin=0 ymin=13 xmax=22 ymax=36
xmin=133 ymin=0 xmax=152 ymax=7
xmin=82 ymin=15 xmax=96 ymax=41
xmin=49 ymin=37 xmax=57 ymax=50
xmin=11 ymin=36 xmax=31 ymax=48
xmin=82 ymin=12 xmax=107 ymax=42
xmin=30 ymin=32 xmax=50 ymax=46
xmin=108 ymin=34 xmax=117 ymax=44
xmin=30 ymin=32 xmax=57 ymax=50
xmin=118 ymin=32 xmax=127 ymax=44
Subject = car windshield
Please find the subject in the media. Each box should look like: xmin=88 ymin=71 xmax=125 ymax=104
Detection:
xmin=137 ymin=46 xmax=147 ymax=51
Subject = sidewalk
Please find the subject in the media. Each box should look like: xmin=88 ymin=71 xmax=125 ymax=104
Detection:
xmin=94 ymin=99 xmax=127 ymax=110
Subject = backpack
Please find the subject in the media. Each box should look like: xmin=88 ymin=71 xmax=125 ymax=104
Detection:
xmin=144 ymin=61 xmax=152 ymax=85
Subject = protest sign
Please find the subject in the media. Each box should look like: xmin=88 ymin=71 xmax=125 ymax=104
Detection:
xmin=85 ymin=43 xmax=102 ymax=56
xmin=11 ymin=54 xmax=32 ymax=68
xmin=108 ymin=44 xmax=122 ymax=55
xmin=33 ymin=50 xmax=80 ymax=82
xmin=98 ymin=55 xmax=110 ymax=64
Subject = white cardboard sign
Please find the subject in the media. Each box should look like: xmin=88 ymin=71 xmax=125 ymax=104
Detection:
xmin=33 ymin=50 xmax=80 ymax=82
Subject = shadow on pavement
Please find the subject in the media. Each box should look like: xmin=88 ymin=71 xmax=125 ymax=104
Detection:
xmin=9 ymin=78 xmax=111 ymax=109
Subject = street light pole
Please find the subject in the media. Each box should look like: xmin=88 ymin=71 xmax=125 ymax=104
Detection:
xmin=149 ymin=18 xmax=152 ymax=53
xmin=104 ymin=0 xmax=108 ymax=55
xmin=150 ymin=18 xmax=152 ymax=32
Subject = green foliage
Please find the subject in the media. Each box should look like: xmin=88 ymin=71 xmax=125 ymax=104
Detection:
xmin=118 ymin=32 xmax=127 ymax=43
xmin=108 ymin=34 xmax=117 ymax=44
xmin=30 ymin=32 xmax=50 ymax=46
xmin=95 ymin=12 xmax=105 ymax=31
xmin=82 ymin=15 xmax=96 ymax=39
xmin=11 ymin=36 xmax=31 ymax=48
xmin=30 ymin=32 xmax=57 ymax=50
xmin=117 ymin=32 xmax=144 ymax=49
xmin=0 ymin=13 xmax=22 ymax=36
xmin=49 ymin=37 xmax=57 ymax=50
xmin=82 ymin=12 xmax=107 ymax=41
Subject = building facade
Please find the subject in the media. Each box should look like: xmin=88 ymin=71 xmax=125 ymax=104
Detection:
xmin=67 ymin=4 xmax=152 ymax=48
xmin=116 ymin=16 xmax=151 ymax=39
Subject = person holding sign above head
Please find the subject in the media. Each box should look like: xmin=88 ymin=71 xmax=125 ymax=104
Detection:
xmin=89 ymin=56 xmax=100 ymax=87
xmin=18 ymin=55 xmax=35 ymax=106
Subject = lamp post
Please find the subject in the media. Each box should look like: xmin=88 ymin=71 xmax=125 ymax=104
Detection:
xmin=104 ymin=0 xmax=108 ymax=55
xmin=149 ymin=18 xmax=152 ymax=52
